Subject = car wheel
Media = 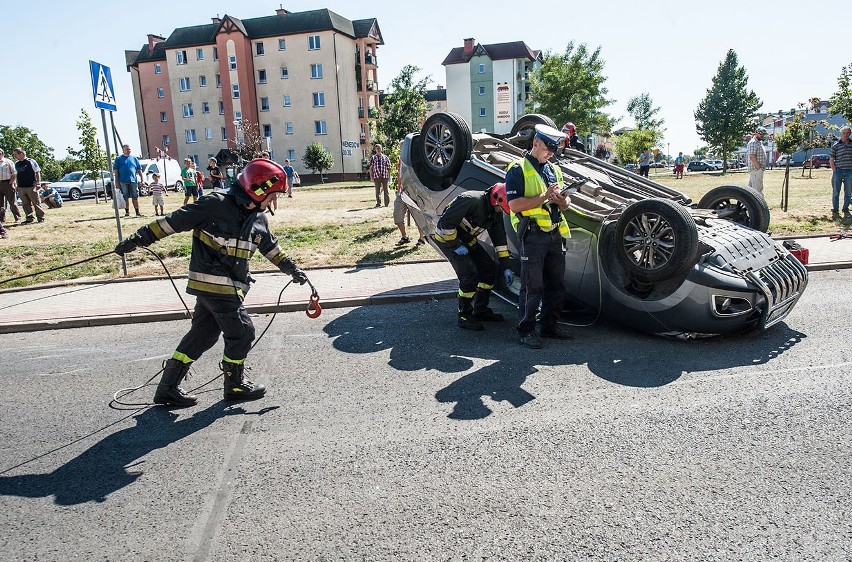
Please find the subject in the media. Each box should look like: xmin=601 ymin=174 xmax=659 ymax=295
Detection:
xmin=614 ymin=199 xmax=699 ymax=282
xmin=69 ymin=188 xmax=82 ymax=201
xmin=509 ymin=114 xmax=558 ymax=150
xmin=697 ymin=185 xmax=770 ymax=232
xmin=174 ymin=180 xmax=183 ymax=193
xmin=410 ymin=133 xmax=451 ymax=191
xmin=420 ymin=112 xmax=472 ymax=180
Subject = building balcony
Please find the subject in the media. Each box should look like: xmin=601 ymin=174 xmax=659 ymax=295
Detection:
xmin=358 ymin=107 xmax=364 ymax=118
xmin=366 ymin=80 xmax=375 ymax=91
xmin=365 ymin=53 xmax=377 ymax=66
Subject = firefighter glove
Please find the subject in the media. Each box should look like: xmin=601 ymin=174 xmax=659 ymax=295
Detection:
xmin=115 ymin=233 xmax=142 ymax=256
xmin=291 ymin=268 xmax=308 ymax=285
xmin=503 ymin=268 xmax=513 ymax=285
xmin=454 ymin=245 xmax=469 ymax=256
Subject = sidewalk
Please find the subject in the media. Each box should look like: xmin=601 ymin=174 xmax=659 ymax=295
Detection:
xmin=0 ymin=235 xmax=850 ymax=334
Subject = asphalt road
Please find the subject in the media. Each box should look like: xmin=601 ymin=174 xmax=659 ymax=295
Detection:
xmin=0 ymin=271 xmax=849 ymax=561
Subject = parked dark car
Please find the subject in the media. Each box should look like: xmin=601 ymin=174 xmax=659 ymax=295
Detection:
xmin=687 ymin=161 xmax=715 ymax=172
xmin=399 ymin=112 xmax=807 ymax=338
xmin=803 ymin=154 xmax=830 ymax=168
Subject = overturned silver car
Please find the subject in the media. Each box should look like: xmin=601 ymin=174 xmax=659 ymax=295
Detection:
xmin=399 ymin=113 xmax=808 ymax=338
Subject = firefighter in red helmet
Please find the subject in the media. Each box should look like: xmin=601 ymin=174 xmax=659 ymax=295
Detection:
xmin=433 ymin=183 xmax=513 ymax=331
xmin=114 ymin=158 xmax=308 ymax=407
xmin=561 ymin=122 xmax=586 ymax=154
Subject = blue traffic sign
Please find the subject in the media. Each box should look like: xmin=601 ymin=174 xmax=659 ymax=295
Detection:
xmin=90 ymin=60 xmax=117 ymax=112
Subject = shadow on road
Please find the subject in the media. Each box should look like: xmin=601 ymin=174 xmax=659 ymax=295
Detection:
xmin=0 ymin=402 xmax=267 ymax=505
xmin=324 ymin=303 xmax=806 ymax=420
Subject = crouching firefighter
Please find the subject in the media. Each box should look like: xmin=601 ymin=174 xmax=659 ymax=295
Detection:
xmin=433 ymin=183 xmax=513 ymax=331
xmin=114 ymin=158 xmax=308 ymax=407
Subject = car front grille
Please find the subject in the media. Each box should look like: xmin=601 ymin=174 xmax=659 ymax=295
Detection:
xmin=746 ymin=254 xmax=809 ymax=328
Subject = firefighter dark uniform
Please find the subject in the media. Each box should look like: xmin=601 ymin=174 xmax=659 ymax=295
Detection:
xmin=506 ymin=124 xmax=573 ymax=348
xmin=115 ymin=159 xmax=306 ymax=406
xmin=433 ymin=186 xmax=512 ymax=331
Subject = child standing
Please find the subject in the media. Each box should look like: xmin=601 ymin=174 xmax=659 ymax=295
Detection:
xmin=150 ymin=173 xmax=168 ymax=216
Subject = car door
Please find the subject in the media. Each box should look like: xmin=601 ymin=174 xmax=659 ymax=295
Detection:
xmin=80 ymin=173 xmax=97 ymax=195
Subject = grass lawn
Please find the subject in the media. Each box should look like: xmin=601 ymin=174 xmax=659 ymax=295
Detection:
xmin=0 ymin=168 xmax=847 ymax=289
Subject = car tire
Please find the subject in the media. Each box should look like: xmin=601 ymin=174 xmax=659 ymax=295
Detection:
xmin=410 ymin=134 xmax=451 ymax=191
xmin=419 ymin=112 xmax=472 ymax=181
xmin=614 ymin=199 xmax=699 ymax=282
xmin=174 ymin=180 xmax=183 ymax=193
xmin=697 ymin=185 xmax=770 ymax=232
xmin=509 ymin=114 xmax=558 ymax=150
xmin=69 ymin=188 xmax=82 ymax=201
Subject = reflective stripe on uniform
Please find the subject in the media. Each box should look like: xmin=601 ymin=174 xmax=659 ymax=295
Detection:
xmin=223 ymin=354 xmax=246 ymax=364
xmin=171 ymin=351 xmax=195 ymax=364
xmin=458 ymin=288 xmax=475 ymax=298
xmin=194 ymin=229 xmax=256 ymax=259
xmin=477 ymin=282 xmax=493 ymax=290
xmin=264 ymin=245 xmax=285 ymax=265
xmin=187 ymin=270 xmax=249 ymax=293
xmin=149 ymin=217 xmax=176 ymax=240
xmin=494 ymin=244 xmax=509 ymax=259
xmin=434 ymin=227 xmax=457 ymax=243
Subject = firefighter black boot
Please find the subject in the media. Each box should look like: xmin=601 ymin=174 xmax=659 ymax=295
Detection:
xmin=222 ymin=360 xmax=266 ymax=400
xmin=472 ymin=288 xmax=504 ymax=322
xmin=457 ymin=296 xmax=484 ymax=331
xmin=153 ymin=359 xmax=198 ymax=407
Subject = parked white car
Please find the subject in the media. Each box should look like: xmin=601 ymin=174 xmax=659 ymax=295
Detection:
xmin=138 ymin=158 xmax=184 ymax=193
xmin=49 ymin=171 xmax=112 ymax=201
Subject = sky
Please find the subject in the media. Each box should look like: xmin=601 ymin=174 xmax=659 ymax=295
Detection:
xmin=3 ymin=0 xmax=851 ymax=160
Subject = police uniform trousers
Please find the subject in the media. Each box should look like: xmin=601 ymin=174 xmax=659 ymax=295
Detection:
xmin=175 ymin=295 xmax=255 ymax=362
xmin=441 ymin=244 xmax=497 ymax=299
xmin=517 ymin=227 xmax=566 ymax=336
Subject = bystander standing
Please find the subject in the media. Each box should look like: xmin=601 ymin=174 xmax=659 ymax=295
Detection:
xmin=0 ymin=148 xmax=21 ymax=224
xmin=370 ymin=144 xmax=391 ymax=208
xmin=830 ymin=125 xmax=852 ymax=218
xmin=12 ymin=148 xmax=45 ymax=223
xmin=747 ymin=127 xmax=768 ymax=194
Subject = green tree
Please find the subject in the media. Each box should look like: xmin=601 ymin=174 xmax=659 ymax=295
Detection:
xmin=694 ymin=49 xmax=762 ymax=174
xmin=302 ymin=142 xmax=334 ymax=182
xmin=66 ymin=109 xmax=108 ymax=191
xmin=613 ymin=129 xmax=658 ymax=166
xmin=0 ymin=124 xmax=61 ymax=180
xmin=829 ymin=63 xmax=852 ymax=122
xmin=627 ymin=92 xmax=665 ymax=132
xmin=529 ymin=42 xmax=616 ymax=137
xmin=376 ymin=65 xmax=428 ymax=148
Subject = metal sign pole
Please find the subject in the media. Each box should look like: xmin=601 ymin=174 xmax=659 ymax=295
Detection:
xmin=100 ymin=109 xmax=126 ymax=275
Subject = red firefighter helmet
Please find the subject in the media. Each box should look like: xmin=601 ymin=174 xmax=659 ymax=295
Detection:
xmin=237 ymin=158 xmax=289 ymax=203
xmin=488 ymin=183 xmax=510 ymax=214
xmin=562 ymin=122 xmax=576 ymax=137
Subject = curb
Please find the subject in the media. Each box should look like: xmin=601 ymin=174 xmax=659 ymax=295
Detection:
xmin=0 ymin=290 xmax=455 ymax=335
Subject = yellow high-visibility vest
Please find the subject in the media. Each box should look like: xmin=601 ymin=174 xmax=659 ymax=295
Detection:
xmin=508 ymin=158 xmax=570 ymax=238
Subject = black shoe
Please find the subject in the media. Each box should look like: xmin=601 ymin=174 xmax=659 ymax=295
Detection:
xmin=37 ymin=217 xmax=45 ymax=223
xmin=222 ymin=361 xmax=266 ymax=400
xmin=539 ymin=325 xmax=574 ymax=340
xmin=472 ymin=308 xmax=504 ymax=322
xmin=153 ymin=359 xmax=198 ymax=407
xmin=136 ymin=212 xmax=144 ymax=217
xmin=519 ymin=333 xmax=542 ymax=349
xmin=396 ymin=236 xmax=410 ymax=245
xmin=22 ymin=217 xmax=34 ymax=224
xmin=124 ymin=212 xmax=130 ymax=217
xmin=457 ymin=315 xmax=484 ymax=331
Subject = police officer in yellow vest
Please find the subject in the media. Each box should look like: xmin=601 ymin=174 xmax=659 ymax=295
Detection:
xmin=505 ymin=124 xmax=574 ymax=349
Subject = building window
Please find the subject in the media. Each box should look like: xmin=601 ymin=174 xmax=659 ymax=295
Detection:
xmin=157 ymin=87 xmax=165 ymax=98
xmin=163 ymin=135 xmax=170 ymax=146
xmin=255 ymin=42 xmax=265 ymax=56
xmin=278 ymin=38 xmax=286 ymax=51
xmin=177 ymin=50 xmax=187 ymax=65
xmin=218 ymin=100 xmax=224 ymax=115
xmin=260 ymin=97 xmax=269 ymax=111
xmin=205 ymin=127 xmax=213 ymax=140
xmin=281 ymin=66 xmax=289 ymax=79
xmin=263 ymin=124 xmax=272 ymax=138
xmin=160 ymin=112 xmax=168 ymax=122
xmin=154 ymin=63 xmax=161 ymax=74
xmin=235 ymin=111 xmax=242 ymax=121
xmin=480 ymin=107 xmax=487 ymax=117
xmin=268 ymin=150 xmax=274 ymax=161
xmin=216 ymin=74 xmax=221 ymax=88
xmin=179 ymin=77 xmax=191 ymax=91
xmin=257 ymin=69 xmax=267 ymax=84
xmin=221 ymin=127 xmax=227 ymax=141
xmin=213 ymin=47 xmax=218 ymax=61
xmin=308 ymin=35 xmax=321 ymax=50
xmin=315 ymin=120 xmax=327 ymax=135
xmin=196 ymin=48 xmax=204 ymax=61
xmin=310 ymin=64 xmax=323 ymax=79
xmin=479 ymin=86 xmax=485 ymax=95
xmin=478 ymin=63 xmax=485 ymax=73
xmin=283 ymin=95 xmax=291 ymax=107
xmin=285 ymin=122 xmax=293 ymax=135
xmin=202 ymin=101 xmax=210 ymax=114
xmin=229 ymin=56 xmax=237 ymax=70
xmin=185 ymin=129 xmax=197 ymax=143
xmin=232 ymin=84 xmax=240 ymax=99
xmin=312 ymin=92 xmax=325 ymax=107
xmin=288 ymin=149 xmax=295 ymax=160
xmin=182 ymin=103 xmax=194 ymax=118
xmin=199 ymin=75 xmax=207 ymax=87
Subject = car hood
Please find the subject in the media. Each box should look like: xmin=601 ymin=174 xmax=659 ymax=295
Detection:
xmin=49 ymin=182 xmax=85 ymax=189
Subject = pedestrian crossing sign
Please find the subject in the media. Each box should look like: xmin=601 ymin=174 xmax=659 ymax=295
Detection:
xmin=89 ymin=60 xmax=117 ymax=112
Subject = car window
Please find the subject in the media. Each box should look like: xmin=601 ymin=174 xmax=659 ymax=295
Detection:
xmin=60 ymin=172 xmax=86 ymax=182
xmin=148 ymin=164 xmax=160 ymax=174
